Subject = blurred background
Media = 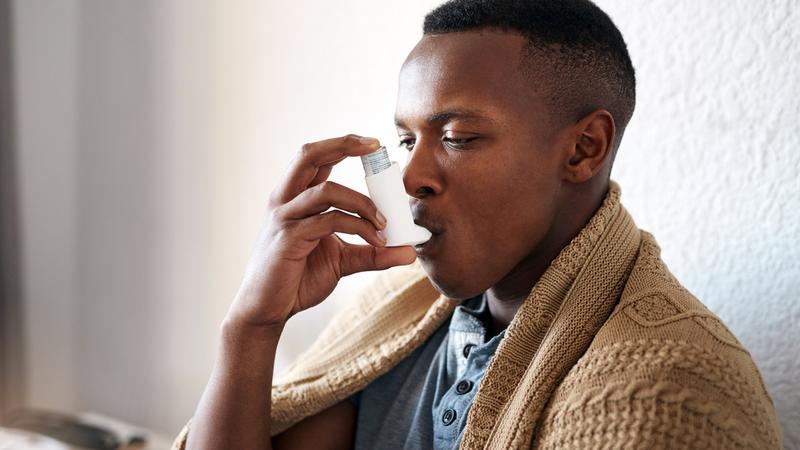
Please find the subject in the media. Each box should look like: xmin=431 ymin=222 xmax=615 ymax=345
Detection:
xmin=0 ymin=0 xmax=797 ymax=448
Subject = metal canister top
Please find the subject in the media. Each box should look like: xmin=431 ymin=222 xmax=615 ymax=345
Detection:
xmin=360 ymin=145 xmax=391 ymax=176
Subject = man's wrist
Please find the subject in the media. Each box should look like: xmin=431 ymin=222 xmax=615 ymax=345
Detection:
xmin=221 ymin=316 xmax=284 ymax=346
xmin=215 ymin=319 xmax=282 ymax=382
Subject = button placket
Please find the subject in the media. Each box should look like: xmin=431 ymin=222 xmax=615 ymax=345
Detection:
xmin=452 ymin=331 xmax=482 ymax=380
xmin=442 ymin=408 xmax=457 ymax=426
xmin=463 ymin=343 xmax=476 ymax=358
xmin=455 ymin=379 xmax=473 ymax=395
xmin=431 ymin=295 xmax=497 ymax=446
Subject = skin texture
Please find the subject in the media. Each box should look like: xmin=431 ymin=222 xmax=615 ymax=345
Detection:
xmin=398 ymin=30 xmax=615 ymax=337
xmin=186 ymin=28 xmax=616 ymax=450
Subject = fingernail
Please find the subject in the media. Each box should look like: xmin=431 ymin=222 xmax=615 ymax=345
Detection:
xmin=359 ymin=136 xmax=380 ymax=145
xmin=376 ymin=211 xmax=387 ymax=226
xmin=377 ymin=231 xmax=387 ymax=245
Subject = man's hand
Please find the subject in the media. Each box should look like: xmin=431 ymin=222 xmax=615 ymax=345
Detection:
xmin=185 ymin=134 xmax=416 ymax=450
xmin=225 ymin=134 xmax=416 ymax=333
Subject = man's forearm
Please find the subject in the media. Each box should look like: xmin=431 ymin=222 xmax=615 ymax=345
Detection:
xmin=185 ymin=319 xmax=284 ymax=450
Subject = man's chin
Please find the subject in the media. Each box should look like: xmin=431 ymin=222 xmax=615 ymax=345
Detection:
xmin=420 ymin=263 xmax=476 ymax=301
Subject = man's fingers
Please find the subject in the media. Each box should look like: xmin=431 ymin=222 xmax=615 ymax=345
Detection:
xmin=339 ymin=244 xmax=417 ymax=277
xmin=277 ymin=181 xmax=385 ymax=231
xmin=272 ymin=134 xmax=381 ymax=205
xmin=308 ymin=165 xmax=334 ymax=188
xmin=292 ymin=210 xmax=386 ymax=248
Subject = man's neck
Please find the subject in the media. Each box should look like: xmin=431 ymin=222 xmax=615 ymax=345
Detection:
xmin=484 ymin=247 xmax=555 ymax=338
xmin=485 ymin=185 xmax=607 ymax=337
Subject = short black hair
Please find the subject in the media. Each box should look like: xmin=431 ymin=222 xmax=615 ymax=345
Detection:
xmin=423 ymin=0 xmax=636 ymax=153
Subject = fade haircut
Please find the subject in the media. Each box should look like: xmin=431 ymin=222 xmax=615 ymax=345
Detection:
xmin=423 ymin=0 xmax=636 ymax=154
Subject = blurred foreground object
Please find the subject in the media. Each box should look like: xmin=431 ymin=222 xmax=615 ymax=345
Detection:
xmin=1 ymin=409 xmax=171 ymax=449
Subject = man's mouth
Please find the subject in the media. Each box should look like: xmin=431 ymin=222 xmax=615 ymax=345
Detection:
xmin=412 ymin=216 xmax=444 ymax=236
xmin=414 ymin=231 xmax=442 ymax=256
xmin=411 ymin=203 xmax=445 ymax=256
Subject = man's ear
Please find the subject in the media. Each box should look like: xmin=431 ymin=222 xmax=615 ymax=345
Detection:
xmin=562 ymin=109 xmax=616 ymax=183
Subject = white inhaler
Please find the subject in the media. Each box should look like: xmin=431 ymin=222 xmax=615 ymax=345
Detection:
xmin=360 ymin=145 xmax=432 ymax=247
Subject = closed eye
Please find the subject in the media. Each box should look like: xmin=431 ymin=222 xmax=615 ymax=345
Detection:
xmin=398 ymin=138 xmax=415 ymax=150
xmin=398 ymin=136 xmax=479 ymax=150
xmin=443 ymin=137 xmax=478 ymax=148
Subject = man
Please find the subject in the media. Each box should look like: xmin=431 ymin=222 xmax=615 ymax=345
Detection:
xmin=174 ymin=0 xmax=782 ymax=448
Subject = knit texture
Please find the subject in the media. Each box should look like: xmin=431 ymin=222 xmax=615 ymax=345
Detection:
xmin=171 ymin=180 xmax=782 ymax=449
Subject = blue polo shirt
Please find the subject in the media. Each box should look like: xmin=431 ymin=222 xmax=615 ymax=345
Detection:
xmin=350 ymin=292 xmax=506 ymax=449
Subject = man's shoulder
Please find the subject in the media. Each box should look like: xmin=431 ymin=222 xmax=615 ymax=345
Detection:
xmin=597 ymin=229 xmax=773 ymax=412
xmin=603 ymin=229 xmax=750 ymax=355
xmin=536 ymin=230 xmax=783 ymax=449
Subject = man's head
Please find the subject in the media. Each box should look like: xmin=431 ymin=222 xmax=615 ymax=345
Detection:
xmin=397 ymin=0 xmax=636 ymax=299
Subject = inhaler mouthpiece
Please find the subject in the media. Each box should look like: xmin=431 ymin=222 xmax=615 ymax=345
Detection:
xmin=360 ymin=146 xmax=432 ymax=247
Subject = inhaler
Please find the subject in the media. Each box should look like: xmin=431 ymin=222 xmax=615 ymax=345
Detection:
xmin=360 ymin=146 xmax=432 ymax=247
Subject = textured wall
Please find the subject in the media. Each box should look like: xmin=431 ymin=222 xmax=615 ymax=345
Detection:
xmin=596 ymin=1 xmax=800 ymax=447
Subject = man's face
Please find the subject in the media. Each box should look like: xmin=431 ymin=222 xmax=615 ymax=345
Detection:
xmin=396 ymin=29 xmax=568 ymax=300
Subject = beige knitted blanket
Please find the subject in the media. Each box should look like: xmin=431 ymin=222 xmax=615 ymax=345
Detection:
xmin=172 ymin=180 xmax=782 ymax=449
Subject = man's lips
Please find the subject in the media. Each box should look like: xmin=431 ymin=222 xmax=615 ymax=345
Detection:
xmin=414 ymin=231 xmax=442 ymax=255
xmin=413 ymin=219 xmax=443 ymax=236
xmin=411 ymin=203 xmax=445 ymax=251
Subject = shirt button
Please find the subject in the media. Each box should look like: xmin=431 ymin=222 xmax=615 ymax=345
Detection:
xmin=462 ymin=344 xmax=476 ymax=358
xmin=442 ymin=408 xmax=457 ymax=426
xmin=455 ymin=380 xmax=473 ymax=395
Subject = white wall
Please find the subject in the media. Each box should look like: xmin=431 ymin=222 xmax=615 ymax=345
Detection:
xmin=600 ymin=2 xmax=799 ymax=447
xmin=13 ymin=0 xmax=798 ymax=445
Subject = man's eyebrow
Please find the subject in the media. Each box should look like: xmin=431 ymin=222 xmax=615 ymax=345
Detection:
xmin=394 ymin=108 xmax=496 ymax=127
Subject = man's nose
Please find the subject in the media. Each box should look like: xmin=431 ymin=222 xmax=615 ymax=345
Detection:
xmin=402 ymin=138 xmax=441 ymax=199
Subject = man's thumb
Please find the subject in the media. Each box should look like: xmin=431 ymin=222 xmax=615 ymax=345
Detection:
xmin=339 ymin=244 xmax=416 ymax=277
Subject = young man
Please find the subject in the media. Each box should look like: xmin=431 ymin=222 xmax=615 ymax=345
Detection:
xmin=174 ymin=0 xmax=782 ymax=448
